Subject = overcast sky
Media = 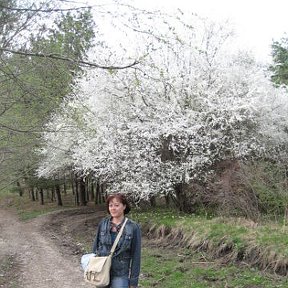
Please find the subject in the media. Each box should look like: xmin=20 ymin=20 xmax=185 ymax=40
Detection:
xmin=133 ymin=0 xmax=288 ymax=63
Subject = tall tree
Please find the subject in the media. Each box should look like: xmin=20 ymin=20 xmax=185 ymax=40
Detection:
xmin=270 ymin=34 xmax=288 ymax=86
xmin=0 ymin=0 xmax=95 ymax=192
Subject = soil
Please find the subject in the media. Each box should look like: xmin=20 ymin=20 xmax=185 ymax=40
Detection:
xmin=0 ymin=206 xmax=107 ymax=288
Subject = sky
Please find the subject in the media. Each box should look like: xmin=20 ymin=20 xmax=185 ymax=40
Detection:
xmin=133 ymin=0 xmax=288 ymax=63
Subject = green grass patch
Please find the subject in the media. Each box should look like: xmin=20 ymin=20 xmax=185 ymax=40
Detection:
xmin=131 ymin=207 xmax=288 ymax=250
xmin=0 ymin=191 xmax=73 ymax=221
xmin=140 ymin=246 xmax=288 ymax=287
xmin=17 ymin=208 xmax=59 ymax=221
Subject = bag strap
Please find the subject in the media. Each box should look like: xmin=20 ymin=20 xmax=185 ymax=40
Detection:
xmin=110 ymin=218 xmax=128 ymax=255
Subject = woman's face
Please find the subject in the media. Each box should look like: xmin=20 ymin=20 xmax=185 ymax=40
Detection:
xmin=108 ymin=197 xmax=126 ymax=219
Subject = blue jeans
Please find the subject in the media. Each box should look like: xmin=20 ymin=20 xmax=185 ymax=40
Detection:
xmin=109 ymin=276 xmax=129 ymax=288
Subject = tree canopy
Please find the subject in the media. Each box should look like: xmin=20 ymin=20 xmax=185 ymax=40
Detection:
xmin=1 ymin=1 xmax=288 ymax=214
xmin=0 ymin=0 xmax=95 ymax=190
xmin=270 ymin=34 xmax=288 ymax=86
xmin=36 ymin=6 xmax=288 ymax=204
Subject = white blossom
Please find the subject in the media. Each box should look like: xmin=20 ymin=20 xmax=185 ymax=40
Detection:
xmin=36 ymin=7 xmax=288 ymax=201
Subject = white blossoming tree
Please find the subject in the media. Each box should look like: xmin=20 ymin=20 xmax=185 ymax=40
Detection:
xmin=37 ymin=6 xmax=288 ymax=211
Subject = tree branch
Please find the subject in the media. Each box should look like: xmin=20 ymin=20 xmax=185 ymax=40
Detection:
xmin=0 ymin=48 xmax=139 ymax=70
xmin=0 ymin=4 xmax=92 ymax=13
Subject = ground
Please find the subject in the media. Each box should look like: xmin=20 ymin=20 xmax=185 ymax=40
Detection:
xmin=1 ymin=202 xmax=288 ymax=288
xmin=0 ymin=206 xmax=106 ymax=288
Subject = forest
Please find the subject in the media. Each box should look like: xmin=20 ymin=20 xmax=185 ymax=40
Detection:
xmin=0 ymin=0 xmax=288 ymax=221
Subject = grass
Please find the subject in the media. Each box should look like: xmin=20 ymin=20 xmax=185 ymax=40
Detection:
xmin=0 ymin=191 xmax=75 ymax=220
xmin=131 ymin=207 xmax=288 ymax=252
xmin=131 ymin=207 xmax=288 ymax=279
xmin=140 ymin=246 xmax=288 ymax=287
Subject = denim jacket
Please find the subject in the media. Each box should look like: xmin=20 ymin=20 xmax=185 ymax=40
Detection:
xmin=92 ymin=217 xmax=141 ymax=287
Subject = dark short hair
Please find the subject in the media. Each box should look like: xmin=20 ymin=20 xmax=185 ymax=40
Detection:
xmin=106 ymin=193 xmax=131 ymax=215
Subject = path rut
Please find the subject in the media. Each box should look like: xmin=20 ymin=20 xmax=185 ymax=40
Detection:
xmin=0 ymin=208 xmax=91 ymax=288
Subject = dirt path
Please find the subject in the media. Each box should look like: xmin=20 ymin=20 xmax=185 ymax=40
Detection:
xmin=0 ymin=208 xmax=92 ymax=288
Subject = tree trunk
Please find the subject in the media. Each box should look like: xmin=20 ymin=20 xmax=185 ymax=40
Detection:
xmin=63 ymin=174 xmax=67 ymax=194
xmin=75 ymin=177 xmax=79 ymax=206
xmin=90 ymin=179 xmax=95 ymax=201
xmin=17 ymin=181 xmax=23 ymax=197
xmin=95 ymin=179 xmax=101 ymax=204
xmin=85 ymin=177 xmax=90 ymax=202
xmin=101 ymin=183 xmax=106 ymax=203
xmin=165 ymin=195 xmax=171 ymax=207
xmin=174 ymin=183 xmax=191 ymax=213
xmin=79 ymin=177 xmax=87 ymax=206
xmin=55 ymin=183 xmax=63 ymax=206
xmin=71 ymin=173 xmax=75 ymax=195
xmin=51 ymin=187 xmax=55 ymax=202
xmin=39 ymin=188 xmax=44 ymax=205
xmin=150 ymin=196 xmax=156 ymax=207
xmin=31 ymin=187 xmax=36 ymax=202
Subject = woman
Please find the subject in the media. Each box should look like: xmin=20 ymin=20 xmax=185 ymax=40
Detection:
xmin=92 ymin=193 xmax=141 ymax=288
